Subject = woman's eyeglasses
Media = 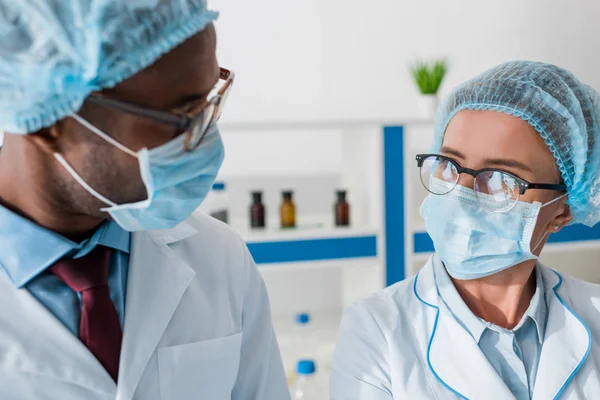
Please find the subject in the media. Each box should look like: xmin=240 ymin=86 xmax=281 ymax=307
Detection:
xmin=416 ymin=154 xmax=567 ymax=212
xmin=86 ymin=68 xmax=234 ymax=152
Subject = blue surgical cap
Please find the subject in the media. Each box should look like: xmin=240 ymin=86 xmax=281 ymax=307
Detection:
xmin=432 ymin=61 xmax=600 ymax=227
xmin=0 ymin=0 xmax=218 ymax=134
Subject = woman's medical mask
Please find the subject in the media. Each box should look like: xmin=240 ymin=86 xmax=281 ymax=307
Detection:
xmin=420 ymin=180 xmax=567 ymax=280
xmin=54 ymin=114 xmax=225 ymax=232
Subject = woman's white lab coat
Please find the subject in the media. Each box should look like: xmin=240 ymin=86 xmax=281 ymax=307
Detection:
xmin=0 ymin=214 xmax=290 ymax=400
xmin=331 ymin=254 xmax=600 ymax=399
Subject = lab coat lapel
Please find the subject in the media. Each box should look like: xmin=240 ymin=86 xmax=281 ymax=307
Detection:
xmin=415 ymin=256 xmax=514 ymax=399
xmin=0 ymin=271 xmax=116 ymax=395
xmin=116 ymin=224 xmax=197 ymax=400
xmin=532 ymin=268 xmax=591 ymax=400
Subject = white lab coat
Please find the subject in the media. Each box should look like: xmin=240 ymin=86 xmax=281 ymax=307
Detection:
xmin=331 ymin=254 xmax=600 ymax=399
xmin=0 ymin=214 xmax=290 ymax=400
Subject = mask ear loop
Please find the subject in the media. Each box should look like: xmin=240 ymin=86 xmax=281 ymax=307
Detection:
xmin=532 ymin=231 xmax=549 ymax=252
xmin=71 ymin=114 xmax=138 ymax=158
xmin=532 ymin=193 xmax=569 ymax=252
xmin=52 ymin=113 xmax=137 ymax=208
xmin=53 ymin=153 xmax=118 ymax=207
xmin=541 ymin=192 xmax=569 ymax=208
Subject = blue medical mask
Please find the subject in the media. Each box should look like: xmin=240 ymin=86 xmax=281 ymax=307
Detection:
xmin=54 ymin=114 xmax=225 ymax=232
xmin=420 ymin=180 xmax=567 ymax=280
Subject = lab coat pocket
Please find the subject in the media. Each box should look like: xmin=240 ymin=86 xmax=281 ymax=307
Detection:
xmin=158 ymin=332 xmax=243 ymax=400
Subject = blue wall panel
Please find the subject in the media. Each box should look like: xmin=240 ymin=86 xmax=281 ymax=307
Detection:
xmin=383 ymin=126 xmax=406 ymax=285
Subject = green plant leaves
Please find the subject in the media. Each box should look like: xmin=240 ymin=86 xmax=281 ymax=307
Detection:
xmin=411 ymin=60 xmax=448 ymax=95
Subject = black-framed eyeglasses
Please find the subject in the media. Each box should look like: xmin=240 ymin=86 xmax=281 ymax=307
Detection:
xmin=416 ymin=154 xmax=567 ymax=212
xmin=86 ymin=68 xmax=235 ymax=152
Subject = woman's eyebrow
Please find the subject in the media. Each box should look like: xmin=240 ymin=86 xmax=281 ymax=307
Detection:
xmin=440 ymin=146 xmax=465 ymax=159
xmin=482 ymin=157 xmax=534 ymax=173
xmin=440 ymin=146 xmax=534 ymax=173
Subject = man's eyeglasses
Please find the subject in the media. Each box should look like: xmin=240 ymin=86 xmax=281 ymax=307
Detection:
xmin=416 ymin=154 xmax=567 ymax=212
xmin=86 ymin=68 xmax=234 ymax=152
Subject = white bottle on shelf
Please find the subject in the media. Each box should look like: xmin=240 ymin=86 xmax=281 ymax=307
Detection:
xmin=292 ymin=360 xmax=320 ymax=400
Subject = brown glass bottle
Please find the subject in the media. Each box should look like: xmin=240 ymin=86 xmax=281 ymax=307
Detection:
xmin=280 ymin=191 xmax=296 ymax=228
xmin=335 ymin=190 xmax=350 ymax=227
xmin=250 ymin=191 xmax=266 ymax=228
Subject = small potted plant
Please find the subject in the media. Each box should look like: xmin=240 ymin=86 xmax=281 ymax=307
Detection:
xmin=411 ymin=59 xmax=448 ymax=118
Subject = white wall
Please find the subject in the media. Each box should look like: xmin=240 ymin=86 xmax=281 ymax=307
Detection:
xmin=218 ymin=128 xmax=342 ymax=178
xmin=212 ymin=0 xmax=600 ymax=126
xmin=207 ymin=1 xmax=600 ymax=298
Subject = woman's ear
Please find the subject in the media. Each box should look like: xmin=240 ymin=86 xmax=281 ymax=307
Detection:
xmin=549 ymin=201 xmax=573 ymax=233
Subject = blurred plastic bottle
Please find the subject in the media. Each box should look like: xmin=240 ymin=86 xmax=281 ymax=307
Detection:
xmin=294 ymin=313 xmax=314 ymax=361
xmin=295 ymin=313 xmax=310 ymax=332
xmin=292 ymin=360 xmax=319 ymax=400
xmin=286 ymin=313 xmax=313 ymax=385
xmin=207 ymin=182 xmax=229 ymax=224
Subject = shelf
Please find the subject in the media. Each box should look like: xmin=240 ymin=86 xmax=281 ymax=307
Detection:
xmin=242 ymin=226 xmax=379 ymax=265
xmin=240 ymin=225 xmax=379 ymax=243
xmin=413 ymin=224 xmax=600 ymax=254
xmin=219 ymin=118 xmax=434 ymax=132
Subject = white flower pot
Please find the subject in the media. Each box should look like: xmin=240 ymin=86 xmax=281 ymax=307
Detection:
xmin=417 ymin=94 xmax=438 ymax=119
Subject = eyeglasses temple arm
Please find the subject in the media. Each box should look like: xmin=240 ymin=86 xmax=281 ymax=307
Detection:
xmin=87 ymin=96 xmax=190 ymax=129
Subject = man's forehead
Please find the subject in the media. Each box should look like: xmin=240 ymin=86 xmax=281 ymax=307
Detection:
xmin=103 ymin=25 xmax=218 ymax=109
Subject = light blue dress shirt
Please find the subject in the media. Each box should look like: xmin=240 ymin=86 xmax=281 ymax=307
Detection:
xmin=0 ymin=203 xmax=130 ymax=335
xmin=434 ymin=260 xmax=547 ymax=400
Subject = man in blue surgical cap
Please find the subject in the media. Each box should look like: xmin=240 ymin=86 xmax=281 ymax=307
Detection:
xmin=0 ymin=1 xmax=289 ymax=399
xmin=331 ymin=61 xmax=600 ymax=400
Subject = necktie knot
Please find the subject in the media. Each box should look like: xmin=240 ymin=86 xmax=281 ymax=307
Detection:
xmin=50 ymin=246 xmax=110 ymax=293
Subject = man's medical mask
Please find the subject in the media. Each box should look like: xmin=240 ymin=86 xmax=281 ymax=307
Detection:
xmin=54 ymin=114 xmax=224 ymax=232
xmin=420 ymin=181 xmax=567 ymax=280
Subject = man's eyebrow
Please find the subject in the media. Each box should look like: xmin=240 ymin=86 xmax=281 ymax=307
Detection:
xmin=168 ymin=71 xmax=220 ymax=111
xmin=168 ymin=93 xmax=210 ymax=111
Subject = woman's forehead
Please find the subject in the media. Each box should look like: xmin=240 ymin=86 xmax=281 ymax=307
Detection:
xmin=442 ymin=110 xmax=559 ymax=180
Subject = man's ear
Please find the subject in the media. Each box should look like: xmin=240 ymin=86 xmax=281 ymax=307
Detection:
xmin=25 ymin=123 xmax=64 ymax=155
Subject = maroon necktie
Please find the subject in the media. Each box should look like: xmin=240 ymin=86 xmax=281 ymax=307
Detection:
xmin=50 ymin=246 xmax=122 ymax=382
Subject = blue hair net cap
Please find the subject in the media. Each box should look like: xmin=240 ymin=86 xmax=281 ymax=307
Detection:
xmin=0 ymin=0 xmax=218 ymax=134
xmin=432 ymin=61 xmax=600 ymax=227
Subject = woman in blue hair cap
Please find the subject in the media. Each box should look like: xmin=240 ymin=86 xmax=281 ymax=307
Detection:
xmin=0 ymin=1 xmax=289 ymax=398
xmin=331 ymin=61 xmax=600 ymax=400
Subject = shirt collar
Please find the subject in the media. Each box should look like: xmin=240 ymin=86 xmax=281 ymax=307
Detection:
xmin=520 ymin=264 xmax=547 ymax=343
xmin=0 ymin=203 xmax=130 ymax=288
xmin=434 ymin=259 xmax=547 ymax=344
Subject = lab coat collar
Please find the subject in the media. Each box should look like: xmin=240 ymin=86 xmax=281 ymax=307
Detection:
xmin=414 ymin=254 xmax=515 ymax=399
xmin=0 ymin=221 xmax=197 ymax=398
xmin=117 ymin=222 xmax=197 ymax=400
xmin=0 ymin=270 xmax=118 ymax=396
xmin=532 ymin=267 xmax=591 ymax=400
xmin=433 ymin=256 xmax=487 ymax=343
xmin=146 ymin=220 xmax=199 ymax=244
xmin=415 ymin=255 xmax=591 ymax=400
